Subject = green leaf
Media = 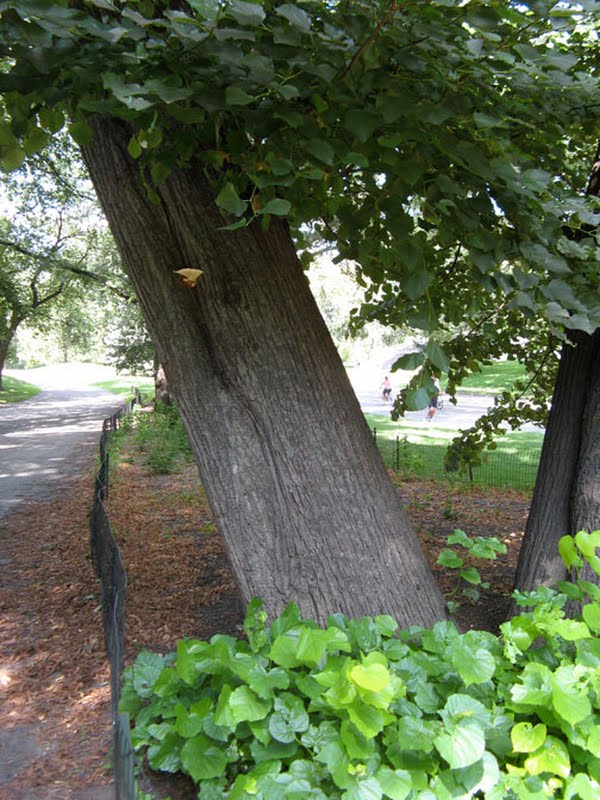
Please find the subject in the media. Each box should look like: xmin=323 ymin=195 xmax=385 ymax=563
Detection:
xmin=216 ymin=183 xmax=247 ymax=216
xmin=275 ymin=3 xmax=311 ymax=31
xmin=23 ymin=126 xmax=48 ymax=156
xmin=582 ymin=602 xmax=600 ymax=635
xmin=344 ymin=110 xmax=380 ymax=143
xmin=270 ymin=630 xmax=302 ymax=668
xmin=403 ymin=271 xmax=433 ymax=301
xmin=551 ymin=665 xmax=591 ymax=725
xmin=375 ymin=766 xmax=412 ymax=800
xmin=187 ymin=0 xmax=220 ymax=21
xmin=340 ymin=719 xmax=375 ymax=760
xmin=68 ymin=120 xmax=94 ymax=146
xmin=451 ymin=636 xmax=496 ymax=686
xmin=437 ymin=549 xmax=464 ymax=569
xmin=342 ymin=776 xmax=383 ymax=800
xmin=434 ymin=720 xmax=486 ymax=769
xmin=350 ymin=662 xmax=391 ymax=693
xmin=392 ymin=351 xmax=424 ymax=371
xmin=305 ymin=138 xmax=335 ymax=165
xmin=229 ymin=685 xmax=272 ymax=724
xmin=258 ymin=198 xmax=291 ymax=216
xmin=127 ymin=135 xmax=143 ymax=159
xmin=181 ymin=733 xmax=228 ymax=781
xmin=268 ymin=693 xmax=310 ymax=743
xmin=147 ymin=731 xmax=181 ymax=772
xmin=404 ymin=386 xmax=432 ymax=411
xmin=175 ymin=702 xmax=206 ymax=738
xmin=1 ymin=146 xmax=26 ymax=172
xmin=473 ymin=112 xmax=504 ymax=128
xmin=511 ymin=722 xmax=547 ymax=753
xmin=132 ymin=650 xmax=167 ymax=698
xmin=460 ymin=567 xmax=481 ymax=585
xmin=225 ymin=86 xmax=255 ymax=106
xmin=523 ymin=735 xmax=571 ymax=779
xmin=425 ymin=340 xmax=450 ymax=373
xmin=343 ymin=151 xmax=370 ymax=168
xmin=230 ymin=0 xmax=266 ymax=26
xmin=347 ymin=701 xmax=384 ymax=739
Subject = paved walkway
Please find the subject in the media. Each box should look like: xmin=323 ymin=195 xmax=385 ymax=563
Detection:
xmin=0 ymin=365 xmax=124 ymax=520
xmin=347 ymin=365 xmax=543 ymax=433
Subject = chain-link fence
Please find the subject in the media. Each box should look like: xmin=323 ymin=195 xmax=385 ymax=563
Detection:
xmin=371 ymin=428 xmax=542 ymax=492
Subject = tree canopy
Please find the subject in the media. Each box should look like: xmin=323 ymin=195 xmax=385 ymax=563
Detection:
xmin=1 ymin=2 xmax=598 ymax=376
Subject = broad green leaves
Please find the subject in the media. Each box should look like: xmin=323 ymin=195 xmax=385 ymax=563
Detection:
xmin=1 ymin=0 xmax=598 ymax=392
xmin=122 ymin=553 xmax=600 ymax=797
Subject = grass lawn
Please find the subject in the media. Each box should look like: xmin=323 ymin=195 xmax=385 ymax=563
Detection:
xmin=365 ymin=412 xmax=543 ymax=492
xmin=454 ymin=360 xmax=527 ymax=395
xmin=92 ymin=376 xmax=154 ymax=399
xmin=0 ymin=375 xmax=42 ymax=403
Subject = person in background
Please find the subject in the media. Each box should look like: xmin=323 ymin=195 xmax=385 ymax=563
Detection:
xmin=381 ymin=376 xmax=392 ymax=402
xmin=426 ymin=378 xmax=441 ymax=420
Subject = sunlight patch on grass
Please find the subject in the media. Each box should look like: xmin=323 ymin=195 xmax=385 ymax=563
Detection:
xmin=456 ymin=360 xmax=527 ymax=395
xmin=93 ymin=376 xmax=154 ymax=399
xmin=0 ymin=375 xmax=42 ymax=403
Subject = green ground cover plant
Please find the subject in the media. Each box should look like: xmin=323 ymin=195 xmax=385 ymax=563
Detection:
xmin=133 ymin=404 xmax=193 ymax=474
xmin=0 ymin=375 xmax=41 ymax=403
xmin=437 ymin=530 xmax=507 ymax=615
xmin=121 ymin=533 xmax=600 ymax=800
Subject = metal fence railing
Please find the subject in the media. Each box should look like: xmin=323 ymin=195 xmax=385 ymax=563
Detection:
xmin=90 ymin=390 xmax=142 ymax=800
xmin=371 ymin=428 xmax=542 ymax=492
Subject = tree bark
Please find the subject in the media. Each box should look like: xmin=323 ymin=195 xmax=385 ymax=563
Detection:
xmin=82 ymin=116 xmax=448 ymax=628
xmin=0 ymin=312 xmax=25 ymax=391
xmin=571 ymin=332 xmax=600 ymax=554
xmin=513 ymin=331 xmax=600 ymax=600
xmin=514 ymin=143 xmax=600 ymax=605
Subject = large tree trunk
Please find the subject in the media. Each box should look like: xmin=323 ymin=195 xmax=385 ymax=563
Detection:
xmin=514 ymin=143 xmax=600 ymax=605
xmin=82 ymin=116 xmax=448 ymax=628
xmin=513 ymin=330 xmax=600 ymax=600
xmin=571 ymin=332 xmax=600 ymax=567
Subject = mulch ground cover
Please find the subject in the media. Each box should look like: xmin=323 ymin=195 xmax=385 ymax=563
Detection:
xmin=0 ymin=436 xmax=529 ymax=799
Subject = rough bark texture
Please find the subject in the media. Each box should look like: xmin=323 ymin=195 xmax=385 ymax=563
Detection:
xmin=514 ymin=143 xmax=600 ymax=604
xmin=572 ymin=333 xmax=600 ymax=538
xmin=513 ymin=331 xmax=599 ymax=598
xmin=82 ymin=116 xmax=448 ymax=628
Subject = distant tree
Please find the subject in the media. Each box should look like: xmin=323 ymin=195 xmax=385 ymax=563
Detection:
xmin=0 ymin=140 xmax=132 ymax=385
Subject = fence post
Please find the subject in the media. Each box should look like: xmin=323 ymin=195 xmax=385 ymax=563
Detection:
xmin=395 ymin=436 xmax=400 ymax=472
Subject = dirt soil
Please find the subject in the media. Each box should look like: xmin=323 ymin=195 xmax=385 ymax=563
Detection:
xmin=0 ymin=440 xmax=529 ymax=799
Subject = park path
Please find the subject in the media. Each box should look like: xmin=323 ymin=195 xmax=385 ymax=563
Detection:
xmin=346 ymin=364 xmax=542 ymax=433
xmin=0 ymin=364 xmax=125 ymax=519
xmin=0 ymin=364 xmax=124 ymax=800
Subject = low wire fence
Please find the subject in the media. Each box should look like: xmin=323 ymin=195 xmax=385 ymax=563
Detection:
xmin=371 ymin=428 xmax=542 ymax=492
xmin=90 ymin=390 xmax=142 ymax=800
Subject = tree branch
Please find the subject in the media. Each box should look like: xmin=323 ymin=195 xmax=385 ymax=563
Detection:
xmin=340 ymin=1 xmax=400 ymax=80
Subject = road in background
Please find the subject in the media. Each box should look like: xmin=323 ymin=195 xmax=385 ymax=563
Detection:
xmin=346 ymin=364 xmax=544 ymax=433
xmin=0 ymin=364 xmax=124 ymax=519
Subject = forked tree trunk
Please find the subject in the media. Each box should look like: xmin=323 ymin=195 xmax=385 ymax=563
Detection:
xmin=82 ymin=116 xmax=448 ymax=628
xmin=513 ymin=330 xmax=600 ymax=601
